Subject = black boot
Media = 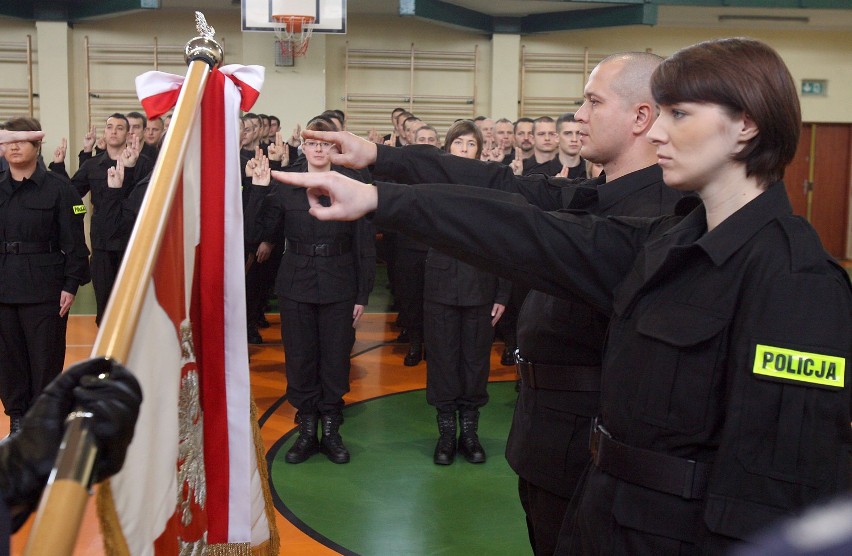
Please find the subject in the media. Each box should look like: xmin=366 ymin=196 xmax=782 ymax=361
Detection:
xmin=247 ymin=327 xmax=263 ymax=345
xmin=458 ymin=409 xmax=486 ymax=463
xmin=404 ymin=330 xmax=423 ymax=366
xmin=285 ymin=412 xmax=319 ymax=464
xmin=433 ymin=411 xmax=457 ymax=465
xmin=320 ymin=412 xmax=350 ymax=464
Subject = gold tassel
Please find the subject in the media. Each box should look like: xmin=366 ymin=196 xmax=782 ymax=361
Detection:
xmin=95 ymin=481 xmax=132 ymax=556
xmin=207 ymin=542 xmax=251 ymax=555
xmin=250 ymin=398 xmax=282 ymax=556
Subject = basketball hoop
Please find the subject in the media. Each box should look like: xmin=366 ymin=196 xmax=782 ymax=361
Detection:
xmin=272 ymin=14 xmax=315 ymax=60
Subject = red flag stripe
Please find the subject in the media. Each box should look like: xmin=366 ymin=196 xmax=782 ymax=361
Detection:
xmin=198 ymin=67 xmax=230 ymax=542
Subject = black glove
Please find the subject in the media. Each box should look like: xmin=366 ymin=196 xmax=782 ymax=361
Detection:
xmin=0 ymin=357 xmax=142 ymax=531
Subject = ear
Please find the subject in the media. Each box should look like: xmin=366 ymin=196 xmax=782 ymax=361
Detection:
xmin=739 ymin=113 xmax=759 ymax=143
xmin=633 ymin=103 xmax=654 ymax=135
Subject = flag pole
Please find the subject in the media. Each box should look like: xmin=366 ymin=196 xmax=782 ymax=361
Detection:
xmin=23 ymin=14 xmax=223 ymax=556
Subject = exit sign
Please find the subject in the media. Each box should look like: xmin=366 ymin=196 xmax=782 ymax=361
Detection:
xmin=801 ymin=79 xmax=827 ymax=96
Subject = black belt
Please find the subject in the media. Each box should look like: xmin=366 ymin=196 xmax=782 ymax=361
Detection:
xmin=0 ymin=241 xmax=56 ymax=254
xmin=516 ymin=360 xmax=601 ymax=391
xmin=284 ymin=238 xmax=351 ymax=257
xmin=590 ymin=419 xmax=710 ymax=500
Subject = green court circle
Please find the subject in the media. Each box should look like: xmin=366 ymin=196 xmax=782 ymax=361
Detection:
xmin=268 ymin=381 xmax=532 ymax=555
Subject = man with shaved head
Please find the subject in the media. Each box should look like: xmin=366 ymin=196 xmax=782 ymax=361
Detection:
xmin=295 ymin=51 xmax=683 ymax=555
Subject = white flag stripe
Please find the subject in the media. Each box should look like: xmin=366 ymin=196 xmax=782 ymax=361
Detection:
xmin=221 ymin=73 xmax=254 ymax=542
xmin=117 ymin=282 xmax=182 ymax=556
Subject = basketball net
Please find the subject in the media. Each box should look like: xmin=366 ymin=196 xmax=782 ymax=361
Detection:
xmin=272 ymin=14 xmax=315 ymax=58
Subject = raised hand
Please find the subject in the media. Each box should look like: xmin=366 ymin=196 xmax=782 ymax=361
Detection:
xmin=244 ymin=146 xmax=261 ymax=177
xmin=367 ymin=129 xmax=380 ymax=144
xmin=267 ymin=132 xmax=286 ymax=163
xmin=121 ymin=135 xmax=140 ymax=167
xmin=288 ymin=123 xmax=302 ymax=148
xmin=384 ymin=130 xmax=397 ymax=147
xmin=107 ymin=157 xmax=125 ymax=189
xmin=556 ymin=165 xmax=569 ymax=178
xmin=510 ymin=148 xmax=523 ymax=176
xmin=52 ymin=137 xmax=67 ymax=164
xmin=83 ymin=125 xmax=97 ymax=153
xmin=252 ymin=153 xmax=271 ymax=186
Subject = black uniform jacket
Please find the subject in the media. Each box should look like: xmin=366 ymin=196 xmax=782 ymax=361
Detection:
xmin=526 ymin=156 xmax=587 ymax=179
xmin=370 ymin=179 xmax=852 ymax=544
xmin=425 ymin=248 xmax=511 ymax=307
xmin=0 ymin=166 xmax=90 ymax=302
xmin=71 ymin=151 xmax=153 ymax=251
xmin=247 ymin=162 xmax=375 ymax=306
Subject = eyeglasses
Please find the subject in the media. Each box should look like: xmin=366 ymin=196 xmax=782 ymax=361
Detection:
xmin=303 ymin=140 xmax=334 ymax=150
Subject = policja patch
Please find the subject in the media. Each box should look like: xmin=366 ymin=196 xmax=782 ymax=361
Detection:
xmin=753 ymin=343 xmax=845 ymax=389
xmin=73 ymin=204 xmax=87 ymax=215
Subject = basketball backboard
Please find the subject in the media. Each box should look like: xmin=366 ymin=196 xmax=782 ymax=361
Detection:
xmin=242 ymin=0 xmax=347 ymax=34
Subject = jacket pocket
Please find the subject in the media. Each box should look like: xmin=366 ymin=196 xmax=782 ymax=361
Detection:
xmin=633 ymin=302 xmax=730 ymax=435
xmin=703 ymin=494 xmax=787 ymax=541
xmin=613 ymin=481 xmax=703 ymax=543
xmin=22 ymin=195 xmax=56 ymax=234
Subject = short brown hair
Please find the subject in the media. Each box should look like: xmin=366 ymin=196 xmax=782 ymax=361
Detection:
xmin=651 ymin=38 xmax=800 ymax=185
xmin=305 ymin=115 xmax=337 ymax=133
xmin=443 ymin=119 xmax=483 ymax=159
xmin=3 ymin=116 xmax=42 ymax=147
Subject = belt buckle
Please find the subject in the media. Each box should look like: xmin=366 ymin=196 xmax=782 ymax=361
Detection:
xmin=6 ymin=242 xmax=19 ymax=254
xmin=313 ymin=243 xmax=330 ymax=256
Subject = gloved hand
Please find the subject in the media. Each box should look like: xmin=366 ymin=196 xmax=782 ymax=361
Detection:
xmin=0 ymin=357 xmax=142 ymax=531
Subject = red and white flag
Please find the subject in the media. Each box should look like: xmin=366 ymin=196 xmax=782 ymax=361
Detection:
xmin=97 ymin=64 xmax=276 ymax=555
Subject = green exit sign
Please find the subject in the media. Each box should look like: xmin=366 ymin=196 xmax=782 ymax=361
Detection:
xmin=801 ymin=79 xmax=827 ymax=96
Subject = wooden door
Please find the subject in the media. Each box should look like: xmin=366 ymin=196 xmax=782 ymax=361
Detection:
xmin=784 ymin=123 xmax=850 ymax=258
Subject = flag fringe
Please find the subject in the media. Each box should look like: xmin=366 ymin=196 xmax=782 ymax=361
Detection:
xmin=96 ymin=481 xmax=132 ymax=556
xmin=207 ymin=542 xmax=251 ymax=555
xmin=250 ymin=398 xmax=281 ymax=556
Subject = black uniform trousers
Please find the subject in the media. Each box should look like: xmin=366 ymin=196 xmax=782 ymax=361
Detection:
xmin=519 ymin=476 xmax=574 ymax=556
xmin=394 ymin=247 xmax=427 ymax=339
xmin=91 ymin=249 xmax=123 ymax=326
xmin=279 ymin=297 xmax=355 ymax=415
xmin=245 ymin=245 xmax=282 ymax=329
xmin=0 ymin=301 xmax=67 ymax=416
xmin=424 ymin=300 xmax=493 ymax=412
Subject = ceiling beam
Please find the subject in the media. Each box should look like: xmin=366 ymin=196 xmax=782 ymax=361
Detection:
xmin=522 ymin=5 xmax=657 ymax=34
xmin=399 ymin=0 xmax=493 ymax=33
xmin=399 ymin=0 xmax=658 ymax=34
xmin=548 ymin=0 xmax=852 ymax=6
xmin=0 ymin=0 xmax=159 ymax=23
xmin=655 ymin=0 xmax=852 ymax=7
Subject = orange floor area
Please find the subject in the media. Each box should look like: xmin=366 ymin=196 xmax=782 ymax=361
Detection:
xmin=8 ymin=312 xmax=515 ymax=555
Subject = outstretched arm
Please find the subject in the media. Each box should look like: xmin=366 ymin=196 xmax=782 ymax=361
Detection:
xmin=273 ymin=170 xmax=654 ymax=313
xmin=299 ymin=129 xmax=568 ymax=210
